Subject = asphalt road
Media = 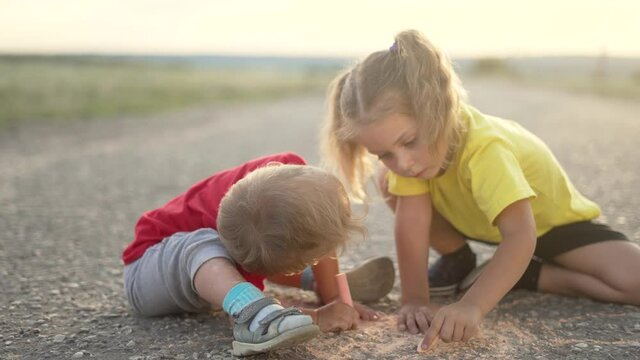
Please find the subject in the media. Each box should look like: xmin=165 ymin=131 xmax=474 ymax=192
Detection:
xmin=1 ymin=79 xmax=639 ymax=359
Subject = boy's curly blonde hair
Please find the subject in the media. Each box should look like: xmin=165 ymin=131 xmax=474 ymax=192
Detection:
xmin=217 ymin=164 xmax=364 ymax=275
xmin=322 ymin=29 xmax=467 ymax=200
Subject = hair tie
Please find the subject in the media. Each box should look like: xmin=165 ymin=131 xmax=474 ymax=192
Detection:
xmin=389 ymin=41 xmax=398 ymax=53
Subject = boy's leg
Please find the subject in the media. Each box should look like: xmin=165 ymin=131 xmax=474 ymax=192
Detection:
xmin=123 ymin=228 xmax=232 ymax=316
xmin=538 ymin=240 xmax=640 ymax=305
xmin=124 ymin=228 xmax=319 ymax=356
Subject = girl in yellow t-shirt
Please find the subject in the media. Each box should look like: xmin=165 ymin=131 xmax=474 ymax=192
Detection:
xmin=321 ymin=29 xmax=640 ymax=351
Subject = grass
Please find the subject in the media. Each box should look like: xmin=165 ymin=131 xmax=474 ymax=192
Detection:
xmin=465 ymin=57 xmax=640 ymax=101
xmin=3 ymin=55 xmax=638 ymax=132
xmin=0 ymin=56 xmax=337 ymax=130
xmin=525 ymin=75 xmax=640 ymax=100
xmin=468 ymin=72 xmax=640 ymax=101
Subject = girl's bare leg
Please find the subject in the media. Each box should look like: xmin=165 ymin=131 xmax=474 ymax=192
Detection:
xmin=538 ymin=240 xmax=640 ymax=305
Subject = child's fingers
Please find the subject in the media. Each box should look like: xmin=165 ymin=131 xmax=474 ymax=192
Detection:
xmin=419 ymin=305 xmax=437 ymax=324
xmin=350 ymin=307 xmax=360 ymax=330
xmin=355 ymin=303 xmax=380 ymax=321
xmin=452 ymin=323 xmax=465 ymax=342
xmin=414 ymin=311 xmax=430 ymax=334
xmin=397 ymin=313 xmax=407 ymax=332
xmin=405 ymin=313 xmax=419 ymax=334
xmin=438 ymin=317 xmax=455 ymax=343
xmin=421 ymin=313 xmax=444 ymax=351
xmin=462 ymin=325 xmax=477 ymax=342
xmin=362 ymin=309 xmax=380 ymax=321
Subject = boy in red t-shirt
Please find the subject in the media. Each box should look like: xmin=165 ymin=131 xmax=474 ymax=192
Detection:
xmin=122 ymin=153 xmax=394 ymax=356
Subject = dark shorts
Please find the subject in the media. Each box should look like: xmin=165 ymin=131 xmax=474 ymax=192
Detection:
xmin=534 ymin=221 xmax=629 ymax=260
xmin=467 ymin=220 xmax=629 ymax=261
xmin=468 ymin=221 xmax=629 ymax=291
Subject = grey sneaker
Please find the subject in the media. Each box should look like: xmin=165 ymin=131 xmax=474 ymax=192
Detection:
xmin=428 ymin=243 xmax=476 ymax=296
xmin=459 ymin=260 xmax=489 ymax=292
xmin=345 ymin=256 xmax=395 ymax=303
xmin=231 ymin=297 xmax=320 ymax=357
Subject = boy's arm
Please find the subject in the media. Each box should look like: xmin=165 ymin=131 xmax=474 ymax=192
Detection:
xmin=305 ymin=256 xmax=362 ymax=332
xmin=312 ymin=252 xmax=382 ymax=324
xmin=312 ymin=252 xmax=340 ymax=304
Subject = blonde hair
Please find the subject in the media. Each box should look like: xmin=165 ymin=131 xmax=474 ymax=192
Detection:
xmin=322 ymin=29 xmax=467 ymax=200
xmin=217 ymin=164 xmax=364 ymax=275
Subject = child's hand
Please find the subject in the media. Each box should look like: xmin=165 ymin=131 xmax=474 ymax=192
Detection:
xmin=315 ymin=300 xmax=360 ymax=332
xmin=420 ymin=300 xmax=482 ymax=351
xmin=397 ymin=303 xmax=440 ymax=334
xmin=353 ymin=301 xmax=381 ymax=321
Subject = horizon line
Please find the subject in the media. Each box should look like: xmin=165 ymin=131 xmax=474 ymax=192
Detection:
xmin=1 ymin=52 xmax=639 ymax=60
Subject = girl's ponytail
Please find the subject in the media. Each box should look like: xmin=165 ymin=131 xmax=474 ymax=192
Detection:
xmin=321 ymin=71 xmax=371 ymax=201
xmin=393 ymin=30 xmax=465 ymax=149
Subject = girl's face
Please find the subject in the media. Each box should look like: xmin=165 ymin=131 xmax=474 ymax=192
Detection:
xmin=356 ymin=113 xmax=448 ymax=179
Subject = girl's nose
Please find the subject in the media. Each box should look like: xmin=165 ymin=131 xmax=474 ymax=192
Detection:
xmin=398 ymin=152 xmax=415 ymax=175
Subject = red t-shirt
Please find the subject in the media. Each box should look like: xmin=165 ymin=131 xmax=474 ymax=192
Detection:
xmin=121 ymin=152 xmax=307 ymax=290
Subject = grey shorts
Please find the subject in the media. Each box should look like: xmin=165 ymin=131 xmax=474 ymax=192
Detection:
xmin=123 ymin=228 xmax=233 ymax=316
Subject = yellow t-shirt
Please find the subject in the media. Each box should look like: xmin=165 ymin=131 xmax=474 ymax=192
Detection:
xmin=387 ymin=104 xmax=601 ymax=243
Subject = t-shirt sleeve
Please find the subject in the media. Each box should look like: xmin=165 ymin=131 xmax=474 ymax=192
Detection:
xmin=467 ymin=141 xmax=536 ymax=224
xmin=387 ymin=171 xmax=429 ymax=196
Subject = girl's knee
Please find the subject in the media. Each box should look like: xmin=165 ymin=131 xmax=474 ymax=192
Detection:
xmin=618 ymin=276 xmax=640 ymax=305
xmin=597 ymin=267 xmax=640 ymax=305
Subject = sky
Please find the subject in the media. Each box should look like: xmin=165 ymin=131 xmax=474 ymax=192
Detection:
xmin=1 ymin=0 xmax=638 ymax=58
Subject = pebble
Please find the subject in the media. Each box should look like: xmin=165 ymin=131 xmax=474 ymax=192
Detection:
xmin=53 ymin=334 xmax=66 ymax=343
xmin=575 ymin=343 xmax=588 ymax=348
xmin=72 ymin=351 xmax=84 ymax=358
xmin=126 ymin=340 xmax=136 ymax=347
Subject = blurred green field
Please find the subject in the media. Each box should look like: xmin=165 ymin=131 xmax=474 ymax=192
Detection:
xmin=0 ymin=56 xmax=337 ymax=130
xmin=2 ymin=55 xmax=639 ymax=132
xmin=464 ymin=56 xmax=640 ymax=100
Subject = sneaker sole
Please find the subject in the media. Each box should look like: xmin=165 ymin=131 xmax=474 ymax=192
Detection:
xmin=346 ymin=256 xmax=395 ymax=303
xmin=232 ymin=324 xmax=320 ymax=357
xmin=429 ymin=284 xmax=458 ymax=297
xmin=459 ymin=260 xmax=489 ymax=292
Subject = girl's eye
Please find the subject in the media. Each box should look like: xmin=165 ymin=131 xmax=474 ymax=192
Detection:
xmin=403 ymin=139 xmax=416 ymax=147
